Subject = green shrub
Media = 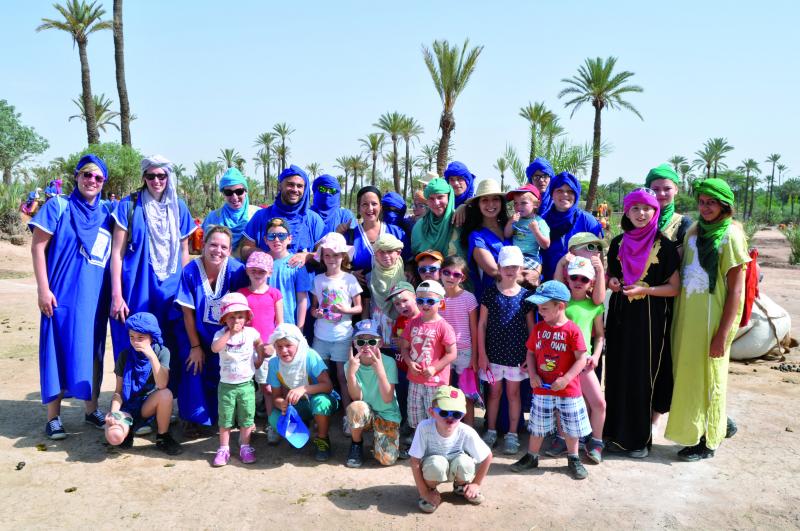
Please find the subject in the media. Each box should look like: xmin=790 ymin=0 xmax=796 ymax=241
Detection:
xmin=64 ymin=142 xmax=145 ymax=198
xmin=0 ymin=182 xmax=27 ymax=236
xmin=782 ymin=226 xmax=800 ymax=265
xmin=743 ymin=219 xmax=762 ymax=244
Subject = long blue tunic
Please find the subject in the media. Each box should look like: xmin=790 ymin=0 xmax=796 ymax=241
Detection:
xmin=468 ymin=227 xmax=510 ymax=301
xmin=346 ymin=222 xmax=407 ymax=273
xmin=29 ymin=197 xmax=112 ymax=404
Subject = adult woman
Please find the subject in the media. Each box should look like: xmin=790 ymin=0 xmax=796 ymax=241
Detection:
xmin=645 ymin=164 xmax=693 ymax=255
xmin=175 ymin=226 xmax=249 ymax=430
xmin=459 ymin=179 xmax=510 ymax=300
xmin=30 ymin=154 xmax=112 ymax=438
xmin=110 ymin=155 xmax=195 ymax=364
xmin=411 ymin=178 xmax=461 ymax=257
xmin=604 ymin=188 xmax=680 ymax=458
xmin=444 ymin=161 xmax=476 ymax=209
xmin=311 ymin=174 xmax=354 ymax=234
xmin=540 ymin=172 xmax=603 ymax=281
xmin=202 ymin=167 xmax=261 ymax=258
xmin=525 ymin=157 xmax=555 ymax=217
xmin=665 ymin=179 xmax=750 ymax=461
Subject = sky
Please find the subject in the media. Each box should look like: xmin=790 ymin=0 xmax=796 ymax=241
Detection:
xmin=3 ymin=0 xmax=799 ymax=187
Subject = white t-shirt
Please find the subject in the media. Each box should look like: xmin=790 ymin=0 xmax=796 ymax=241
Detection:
xmin=408 ymin=418 xmax=491 ymax=462
xmin=214 ymin=326 xmax=261 ymax=384
xmin=312 ymin=271 xmax=363 ymax=342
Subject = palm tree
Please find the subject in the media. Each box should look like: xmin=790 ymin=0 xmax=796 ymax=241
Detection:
xmin=273 ymin=144 xmax=290 ymax=173
xmin=374 ymin=112 xmax=405 ymax=193
xmin=253 ymin=151 xmax=272 ymax=199
xmin=558 ymin=56 xmax=643 ymax=210
xmin=416 ymin=143 xmax=438 ymax=173
xmin=738 ymin=159 xmax=759 ymax=218
xmin=541 ymin=117 xmax=565 ymax=160
xmin=782 ymin=177 xmax=800 ymax=218
xmin=494 ymin=157 xmax=509 ymax=192
xmin=518 ymin=102 xmax=555 ymax=163
xmin=306 ymin=163 xmax=321 ymax=179
xmin=253 ymin=132 xmax=276 ymax=193
xmin=69 ymin=93 xmax=120 ymax=133
xmin=668 ymin=155 xmax=687 ymax=173
xmin=709 ymin=138 xmax=734 ymax=178
xmin=37 ymin=0 xmax=112 ymax=145
xmin=400 ymin=116 xmax=424 ymax=197
xmin=766 ymin=153 xmax=781 ymax=218
xmin=112 ymin=0 xmax=131 ymax=146
xmin=678 ymin=163 xmax=692 ymax=193
xmin=218 ymin=148 xmax=242 ymax=169
xmin=272 ymin=122 xmax=294 ymax=172
xmin=360 ymin=133 xmax=386 ymax=186
xmin=422 ymin=38 xmax=484 ymax=176
xmin=335 ymin=156 xmax=352 ymax=209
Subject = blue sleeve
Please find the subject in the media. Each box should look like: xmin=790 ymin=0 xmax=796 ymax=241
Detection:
xmin=387 ymin=224 xmax=410 ymax=260
xmin=178 ymin=200 xmax=196 ymax=239
xmin=175 ymin=262 xmax=197 ymax=309
xmin=111 ymin=195 xmax=132 ymax=231
xmin=28 ymin=196 xmax=66 ymax=235
xmin=266 ymin=357 xmax=280 ymax=387
xmin=296 ymin=265 xmax=313 ymax=293
xmin=307 ymin=350 xmax=328 ymax=380
xmin=243 ymin=209 xmax=265 ymax=243
xmin=310 ymin=212 xmax=325 ymax=247
xmin=583 ymin=212 xmax=604 ymax=238
xmin=340 ymin=208 xmax=355 ymax=226
xmin=229 ymin=259 xmax=250 ymax=291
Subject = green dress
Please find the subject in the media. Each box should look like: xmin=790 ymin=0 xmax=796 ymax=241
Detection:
xmin=665 ymin=222 xmax=750 ymax=450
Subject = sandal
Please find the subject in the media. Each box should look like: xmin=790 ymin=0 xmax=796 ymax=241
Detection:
xmin=417 ymin=497 xmax=437 ymax=514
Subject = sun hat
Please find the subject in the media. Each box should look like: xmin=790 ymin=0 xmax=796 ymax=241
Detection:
xmin=433 ymin=386 xmax=467 ymax=414
xmin=568 ymin=232 xmax=606 ymax=251
xmin=420 ymin=171 xmax=439 ymax=186
xmin=567 ymin=256 xmax=596 ymax=281
xmin=466 ymin=179 xmax=503 ymax=204
xmin=218 ymin=292 xmax=253 ymax=323
xmin=353 ymin=319 xmax=382 ymax=338
xmin=416 ymin=279 xmax=446 ymax=297
xmin=314 ymin=232 xmax=354 ymax=262
xmin=498 ymin=245 xmax=525 ymax=267
xmin=245 ymin=251 xmax=274 ymax=272
xmin=276 ymin=405 xmax=310 ymax=448
xmin=506 ymin=183 xmax=541 ymax=201
xmin=387 ymin=281 xmax=416 ymax=300
xmin=415 ymin=249 xmax=444 ymax=263
xmin=527 ymin=280 xmax=572 ymax=305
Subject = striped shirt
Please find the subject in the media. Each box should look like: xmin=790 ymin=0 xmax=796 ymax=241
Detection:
xmin=439 ymin=290 xmax=478 ymax=350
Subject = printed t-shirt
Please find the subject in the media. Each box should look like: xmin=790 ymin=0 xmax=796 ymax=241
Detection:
xmin=401 ymin=316 xmax=456 ymax=386
xmin=213 ymin=326 xmax=261 ymax=384
xmin=525 ymin=320 xmax=587 ymax=398
xmin=312 ymin=271 xmax=363 ymax=341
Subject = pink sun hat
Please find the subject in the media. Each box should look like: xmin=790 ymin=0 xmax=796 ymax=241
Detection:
xmin=314 ymin=232 xmax=354 ymax=262
xmin=218 ymin=292 xmax=253 ymax=323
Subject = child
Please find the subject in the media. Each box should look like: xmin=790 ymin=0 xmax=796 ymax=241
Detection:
xmin=310 ymin=232 xmax=363 ymax=434
xmin=504 ymin=184 xmax=550 ymax=271
xmin=105 ymin=312 xmax=182 ymax=455
xmin=267 ymin=323 xmax=339 ymax=461
xmin=437 ymin=256 xmax=479 ymax=426
xmin=477 ymin=246 xmax=535 ymax=455
xmin=409 ymin=386 xmax=492 ymax=513
xmin=239 ymin=251 xmax=284 ymax=444
xmin=344 ymin=319 xmax=402 ymax=467
xmin=263 ymin=217 xmax=313 ymax=327
xmin=511 ymin=280 xmax=592 ymax=480
xmin=210 ymin=292 xmax=265 ymax=466
xmin=553 ymin=232 xmax=606 ymax=306
xmin=388 ymin=281 xmax=421 ymax=445
xmin=400 ymin=280 xmax=457 ymax=431
xmin=415 ymin=249 xmax=443 ymax=283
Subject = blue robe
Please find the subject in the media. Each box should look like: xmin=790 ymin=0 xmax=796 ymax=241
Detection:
xmin=29 ymin=197 xmax=112 ymax=404
xmin=243 ymin=205 xmax=325 ymax=254
xmin=540 ymin=210 xmax=603 ymax=281
xmin=346 ymin=222 xmax=406 ymax=273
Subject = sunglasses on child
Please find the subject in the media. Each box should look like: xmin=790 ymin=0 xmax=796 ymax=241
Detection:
xmin=354 ymin=338 xmax=380 ymax=347
xmin=144 ymin=173 xmax=168 ymax=181
xmin=266 ymin=233 xmax=290 ymax=241
xmin=569 ymin=275 xmax=592 ymax=284
xmin=78 ymin=171 xmax=105 ymax=183
xmin=575 ymin=243 xmax=601 ymax=252
xmin=433 ymin=407 xmax=464 ymax=420
xmin=416 ymin=297 xmax=441 ymax=307
xmin=441 ymin=269 xmax=464 ymax=279
xmin=418 ymin=265 xmax=440 ymax=274
xmin=317 ymin=185 xmax=337 ymax=195
xmin=223 ymin=188 xmax=246 ymax=197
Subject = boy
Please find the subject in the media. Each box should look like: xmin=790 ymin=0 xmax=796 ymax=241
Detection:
xmin=400 ymin=280 xmax=457 ymax=431
xmin=503 ymin=184 xmax=550 ymax=271
xmin=263 ymin=217 xmax=313 ymax=327
xmin=409 ymin=386 xmax=492 ymax=513
xmin=511 ymin=280 xmax=592 ymax=480
xmin=415 ymin=249 xmax=443 ymax=283
xmin=388 ymin=281 xmax=421 ymax=446
xmin=345 ymin=320 xmax=402 ymax=468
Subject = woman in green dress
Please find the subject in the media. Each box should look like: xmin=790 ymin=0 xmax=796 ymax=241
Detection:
xmin=665 ymin=178 xmax=750 ymax=461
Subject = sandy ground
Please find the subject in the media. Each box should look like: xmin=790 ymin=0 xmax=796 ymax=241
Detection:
xmin=1 ymin=228 xmax=799 ymax=530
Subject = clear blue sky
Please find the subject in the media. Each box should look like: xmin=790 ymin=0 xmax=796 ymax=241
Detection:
xmin=4 ymin=0 xmax=799 ymax=186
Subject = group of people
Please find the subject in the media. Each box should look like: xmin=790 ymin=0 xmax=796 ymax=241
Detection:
xmin=30 ymin=153 xmax=749 ymax=513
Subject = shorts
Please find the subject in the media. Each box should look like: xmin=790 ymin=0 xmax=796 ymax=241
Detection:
xmin=312 ymin=336 xmax=353 ymax=363
xmin=452 ymin=348 xmax=472 ymax=374
xmin=346 ymin=401 xmax=400 ymax=466
xmin=421 ymin=453 xmax=476 ymax=484
xmin=121 ymin=388 xmax=156 ymax=430
xmin=407 ymin=382 xmax=438 ymax=428
xmin=268 ymin=392 xmax=339 ymax=431
xmin=527 ymin=394 xmax=592 ymax=438
xmin=218 ymin=381 xmax=256 ymax=429
xmin=480 ymin=363 xmax=529 ymax=383
xmin=522 ymin=254 xmax=541 ymax=271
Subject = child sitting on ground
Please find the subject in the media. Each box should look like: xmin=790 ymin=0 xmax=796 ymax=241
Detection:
xmin=210 ymin=292 xmax=266 ymax=466
xmin=409 ymin=386 xmax=492 ymax=513
xmin=503 ymin=184 xmax=550 ymax=271
xmin=511 ymin=280 xmax=592 ymax=480
xmin=415 ymin=249 xmax=443 ymax=283
xmin=105 ymin=312 xmax=182 ymax=455
xmin=344 ymin=319 xmax=402 ymax=468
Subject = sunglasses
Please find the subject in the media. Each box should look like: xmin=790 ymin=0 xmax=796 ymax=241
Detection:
xmin=317 ymin=185 xmax=337 ymax=195
xmin=416 ymin=297 xmax=441 ymax=307
xmin=533 ymin=174 xmax=550 ymax=181
xmin=78 ymin=171 xmax=105 ymax=183
xmin=223 ymin=188 xmax=246 ymax=197
xmin=354 ymin=338 xmax=380 ymax=347
xmin=574 ymin=243 xmax=602 ymax=253
xmin=418 ymin=265 xmax=440 ymax=274
xmin=632 ymin=186 xmax=657 ymax=197
xmin=433 ymin=407 xmax=464 ymax=420
xmin=266 ymin=232 xmax=290 ymax=241
xmin=441 ymin=269 xmax=464 ymax=279
xmin=569 ymin=275 xmax=592 ymax=283
xmin=144 ymin=173 xmax=168 ymax=181
xmin=413 ymin=202 xmax=428 ymax=210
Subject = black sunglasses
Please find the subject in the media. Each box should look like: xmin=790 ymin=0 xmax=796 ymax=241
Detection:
xmin=223 ymin=188 xmax=246 ymax=197
xmin=144 ymin=173 xmax=168 ymax=181
xmin=569 ymin=275 xmax=591 ymax=283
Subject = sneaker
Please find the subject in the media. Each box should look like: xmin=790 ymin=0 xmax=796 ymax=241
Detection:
xmin=567 ymin=455 xmax=588 ymax=480
xmin=585 ymin=437 xmax=604 ymax=464
xmin=313 ymin=436 xmax=332 ymax=462
xmin=453 ymin=482 xmax=485 ymax=505
xmin=342 ymin=417 xmax=352 ymax=437
xmin=481 ymin=429 xmax=498 ymax=448
xmin=418 ymin=497 xmax=437 ymax=513
xmin=213 ymin=447 xmax=231 ymax=467
xmin=502 ymin=433 xmax=520 ymax=455
xmin=239 ymin=445 xmax=256 ymax=464
xmin=726 ymin=417 xmax=738 ymax=439
xmin=45 ymin=416 xmax=66 ymax=440
xmin=678 ymin=438 xmax=715 ymax=462
xmin=265 ymin=425 xmax=280 ymax=445
xmin=84 ymin=409 xmax=106 ymax=429
xmin=628 ymin=447 xmax=649 ymax=459
xmin=134 ymin=423 xmax=153 ymax=436
xmin=345 ymin=442 xmax=364 ymax=468
xmin=510 ymin=453 xmax=539 ymax=473
xmin=398 ymin=448 xmax=410 ymax=460
xmin=155 ymin=432 xmax=183 ymax=455
xmin=543 ymin=435 xmax=567 ymax=457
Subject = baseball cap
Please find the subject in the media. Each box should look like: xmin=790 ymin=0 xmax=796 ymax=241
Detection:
xmin=433 ymin=386 xmax=466 ymax=414
xmin=415 ymin=249 xmax=444 ymax=263
xmin=353 ymin=319 xmax=381 ymax=338
xmin=246 ymin=251 xmax=273 ymax=272
xmin=416 ymin=280 xmax=446 ymax=297
xmin=387 ymin=281 xmax=415 ymax=300
xmin=505 ymin=183 xmax=541 ymax=201
xmin=498 ymin=245 xmax=524 ymax=267
xmin=567 ymin=256 xmax=596 ymax=280
xmin=568 ymin=232 xmax=605 ymax=250
xmin=527 ymin=280 xmax=571 ymax=305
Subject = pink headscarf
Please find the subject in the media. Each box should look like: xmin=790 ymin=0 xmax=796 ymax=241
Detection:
xmin=620 ymin=188 xmax=660 ymax=286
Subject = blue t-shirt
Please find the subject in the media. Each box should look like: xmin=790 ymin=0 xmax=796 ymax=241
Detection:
xmin=243 ymin=205 xmax=325 ymax=254
xmin=270 ymin=254 xmax=313 ymax=326
xmin=267 ymin=348 xmax=328 ymax=389
xmin=468 ymin=227 xmax=510 ymax=301
xmin=511 ymin=215 xmax=550 ymax=262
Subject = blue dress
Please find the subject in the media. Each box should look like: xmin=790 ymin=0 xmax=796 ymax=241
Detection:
xmin=29 ymin=197 xmax=112 ymax=404
xmin=468 ymin=227 xmax=510 ymax=301
xmin=244 ymin=205 xmax=325 ymax=254
xmin=174 ymin=257 xmax=249 ymax=425
xmin=540 ymin=210 xmax=603 ymax=281
xmin=346 ymin=222 xmax=407 ymax=273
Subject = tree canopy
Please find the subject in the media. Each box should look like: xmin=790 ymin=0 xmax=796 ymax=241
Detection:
xmin=0 ymin=100 xmax=49 ymax=185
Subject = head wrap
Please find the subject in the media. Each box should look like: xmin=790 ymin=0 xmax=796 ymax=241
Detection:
xmin=370 ymin=234 xmax=406 ymax=319
xmin=140 ymin=155 xmax=181 ymax=281
xmin=543 ymin=171 xmax=581 ymax=241
xmin=209 ymin=168 xmax=251 ymax=247
xmin=121 ymin=312 xmax=163 ymax=403
xmin=411 ymin=178 xmax=454 ymax=255
xmin=70 ymin=154 xmax=108 ymax=255
xmin=444 ymin=161 xmax=476 ymax=208
xmin=620 ymin=189 xmax=661 ymax=286
xmin=694 ymin=178 xmax=734 ymax=293
xmin=645 ymin=164 xmax=681 ymax=232
xmin=311 ymin=174 xmax=341 ymax=225
xmin=268 ymin=323 xmax=310 ymax=390
xmin=381 ymin=192 xmax=407 ymax=227
xmin=526 ymin=158 xmax=555 ymax=216
xmin=274 ymin=165 xmax=311 ymax=220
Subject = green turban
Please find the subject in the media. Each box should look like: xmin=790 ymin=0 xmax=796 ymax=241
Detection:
xmin=645 ymin=164 xmax=680 ymax=188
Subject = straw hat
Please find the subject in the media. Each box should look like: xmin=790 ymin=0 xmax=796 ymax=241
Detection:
xmin=466 ymin=179 xmax=503 ymax=204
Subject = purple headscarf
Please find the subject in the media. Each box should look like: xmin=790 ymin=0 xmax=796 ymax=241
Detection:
xmin=620 ymin=188 xmax=661 ymax=286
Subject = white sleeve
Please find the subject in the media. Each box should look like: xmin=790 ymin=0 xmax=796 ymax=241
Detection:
xmin=463 ymin=426 xmax=491 ymax=463
xmin=408 ymin=423 xmax=426 ymax=459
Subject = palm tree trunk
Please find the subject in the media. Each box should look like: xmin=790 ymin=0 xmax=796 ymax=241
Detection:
xmin=391 ymin=135 xmax=400 ymax=193
xmin=586 ymin=106 xmax=602 ymax=211
xmin=749 ymin=181 xmax=756 ymax=218
xmin=528 ymin=125 xmax=536 ymax=164
xmin=113 ymin=0 xmax=132 ymax=146
xmin=280 ymin=141 xmax=286 ymax=172
xmin=436 ymin=111 xmax=454 ymax=177
xmin=2 ymin=166 xmax=11 ymax=186
xmin=78 ymin=40 xmax=99 ymax=145
xmin=371 ymin=155 xmax=377 ymax=187
xmin=262 ymin=166 xmax=268 ymax=201
xmin=742 ymin=172 xmax=750 ymax=219
xmin=404 ymin=139 xmax=411 ymax=198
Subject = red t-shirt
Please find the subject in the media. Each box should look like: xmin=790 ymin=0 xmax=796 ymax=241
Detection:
xmin=401 ymin=316 xmax=456 ymax=386
xmin=239 ymin=287 xmax=282 ymax=342
xmin=525 ymin=320 xmax=587 ymax=398
xmin=392 ymin=314 xmax=412 ymax=373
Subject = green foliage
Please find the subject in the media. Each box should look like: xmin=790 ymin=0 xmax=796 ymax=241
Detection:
xmin=781 ymin=226 xmax=800 ymax=265
xmin=64 ymin=142 xmax=145 ymax=197
xmin=179 ymin=161 xmax=221 ymax=218
xmin=0 ymin=182 xmax=27 ymax=236
xmin=69 ymin=93 xmax=121 ymax=133
xmin=0 ymin=100 xmax=49 ymax=181
xmin=743 ymin=219 xmax=762 ymax=243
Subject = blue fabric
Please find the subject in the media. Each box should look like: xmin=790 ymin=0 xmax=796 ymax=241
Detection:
xmin=270 ymin=255 xmax=314 ymax=325
xmin=244 ymin=206 xmax=325 ymax=254
xmin=274 ymin=165 xmax=311 ymax=218
xmin=121 ymin=312 xmax=164 ymax=404
xmin=346 ymin=222 xmax=407 ymax=273
xmin=526 ymin=158 xmax=555 ymax=216
xmin=28 ymin=196 xmax=112 ymax=404
xmin=69 ymin=155 xmax=109 ymax=257
xmin=174 ymin=257 xmax=249 ymax=425
xmin=381 ymin=192 xmax=407 ymax=227
xmin=445 ymin=161 xmax=476 ymax=208
xmin=75 ymin=154 xmax=108 ymax=181
xmin=204 ymin=168 xmax=251 ymax=248
xmin=311 ymin=174 xmax=354 ymax=234
xmin=125 ymin=312 xmax=163 ymax=345
xmin=467 ymin=227 xmax=511 ymax=301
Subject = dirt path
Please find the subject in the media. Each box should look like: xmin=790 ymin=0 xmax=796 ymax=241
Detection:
xmin=1 ymin=234 xmax=799 ymax=530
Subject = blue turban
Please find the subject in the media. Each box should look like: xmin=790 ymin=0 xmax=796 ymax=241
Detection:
xmin=444 ymin=161 xmax=476 ymax=208
xmin=526 ymin=157 xmax=555 ymax=215
xmin=121 ymin=311 xmax=163 ymax=403
xmin=311 ymin=174 xmax=341 ymax=225
xmin=218 ymin=167 xmax=248 ymax=192
xmin=204 ymin=168 xmax=251 ymax=247
xmin=125 ymin=311 xmax=163 ymax=345
xmin=381 ymin=192 xmax=407 ymax=227
xmin=273 ymin=165 xmax=311 ymax=221
xmin=74 ymin=154 xmax=108 ymax=180
xmin=543 ymin=171 xmax=582 ymax=240
xmin=69 ymin=154 xmax=109 ymax=255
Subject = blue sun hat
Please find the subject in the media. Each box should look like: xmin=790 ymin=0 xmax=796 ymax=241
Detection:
xmin=276 ymin=404 xmax=310 ymax=448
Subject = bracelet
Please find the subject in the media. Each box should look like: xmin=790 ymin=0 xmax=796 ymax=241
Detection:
xmin=191 ymin=344 xmax=201 ymax=349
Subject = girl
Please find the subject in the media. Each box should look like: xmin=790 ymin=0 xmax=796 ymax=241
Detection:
xmin=411 ymin=178 xmax=460 ymax=257
xmin=477 ymin=246 xmax=535 ymax=455
xmin=438 ymin=256 xmax=479 ymax=426
xmin=263 ymin=217 xmax=313 ymax=327
xmin=665 ymin=179 xmax=749 ymax=461
xmin=606 ymin=188 xmax=680 ymax=458
xmin=310 ymin=232 xmax=363 ymax=433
